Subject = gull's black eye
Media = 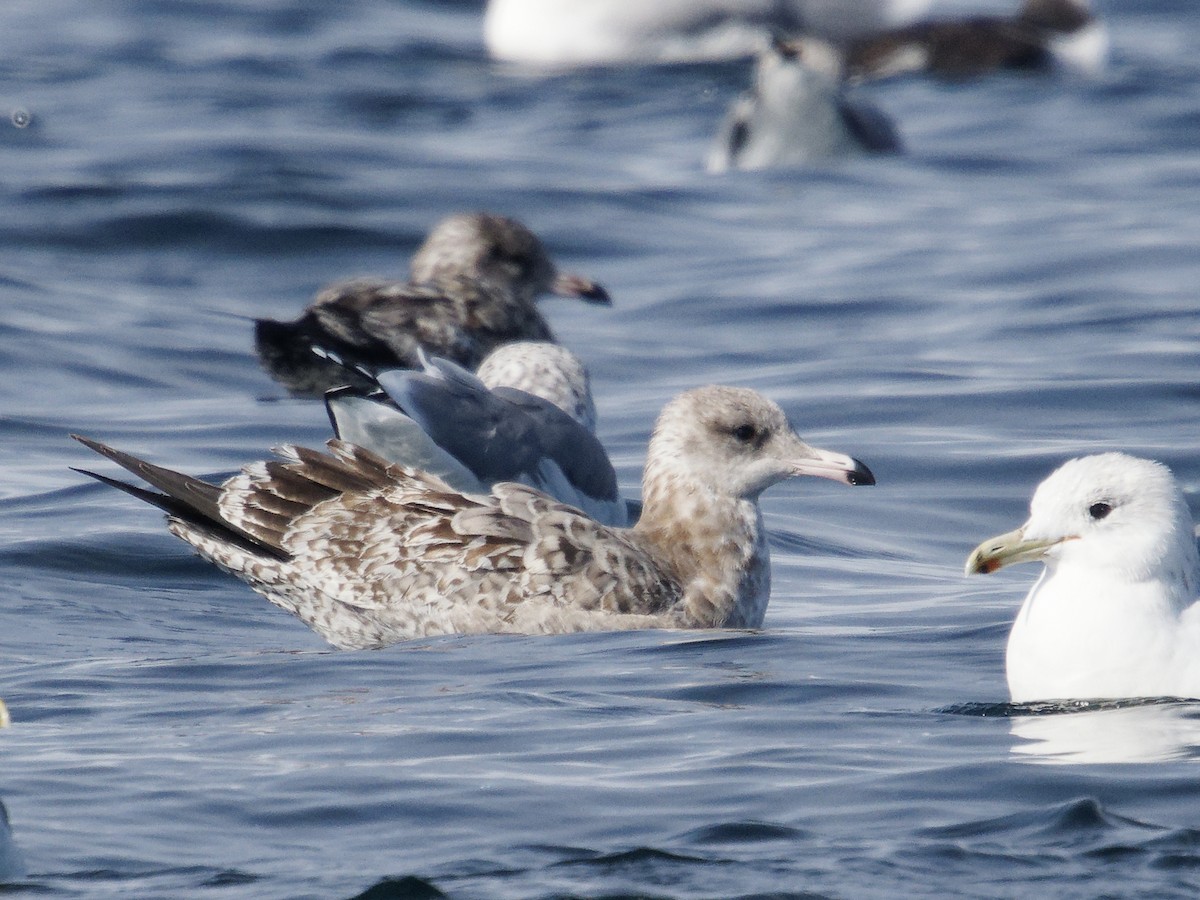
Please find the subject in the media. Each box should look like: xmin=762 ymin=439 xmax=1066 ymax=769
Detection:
xmin=1088 ymin=502 xmax=1113 ymax=520
xmin=774 ymin=38 xmax=800 ymax=60
xmin=731 ymin=424 xmax=758 ymax=444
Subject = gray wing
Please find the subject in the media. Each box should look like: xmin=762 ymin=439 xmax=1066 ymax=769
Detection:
xmin=838 ymin=97 xmax=903 ymax=153
xmin=491 ymin=387 xmax=623 ymax=506
xmin=374 ymin=361 xmax=546 ymax=484
xmin=365 ymin=359 xmax=628 ymax=526
xmin=325 ymin=388 xmax=487 ymax=494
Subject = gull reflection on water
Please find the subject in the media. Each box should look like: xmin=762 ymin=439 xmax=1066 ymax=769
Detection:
xmin=1009 ymin=699 xmax=1200 ymax=765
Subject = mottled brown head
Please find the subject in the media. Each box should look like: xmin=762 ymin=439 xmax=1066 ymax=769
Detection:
xmin=644 ymin=385 xmax=874 ymax=502
xmin=409 ymin=212 xmax=610 ymax=306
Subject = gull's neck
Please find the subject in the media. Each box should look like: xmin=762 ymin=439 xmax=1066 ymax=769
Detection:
xmin=633 ymin=464 xmax=770 ymax=629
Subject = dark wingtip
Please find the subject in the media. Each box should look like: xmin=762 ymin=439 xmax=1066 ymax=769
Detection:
xmin=71 ymin=433 xmax=114 ymax=458
xmin=846 ymin=459 xmax=876 ymax=487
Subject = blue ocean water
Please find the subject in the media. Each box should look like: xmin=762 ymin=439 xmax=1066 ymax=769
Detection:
xmin=3 ymin=0 xmax=1200 ymax=896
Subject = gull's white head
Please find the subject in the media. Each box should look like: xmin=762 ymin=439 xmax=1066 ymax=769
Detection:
xmin=644 ymin=385 xmax=874 ymax=502
xmin=966 ymin=453 xmax=1198 ymax=591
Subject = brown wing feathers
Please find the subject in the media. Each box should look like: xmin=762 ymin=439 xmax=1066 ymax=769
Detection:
xmin=71 ymin=436 xmax=400 ymax=564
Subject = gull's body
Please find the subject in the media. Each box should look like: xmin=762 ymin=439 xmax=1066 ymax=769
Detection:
xmin=484 ymin=0 xmax=933 ymax=66
xmin=708 ymin=38 xmax=900 ymax=173
xmin=253 ymin=213 xmax=610 ymax=396
xmin=325 ymin=343 xmax=629 ymax=527
xmin=967 ymin=453 xmax=1200 ymax=702
xmin=74 ymin=386 xmax=873 ymax=649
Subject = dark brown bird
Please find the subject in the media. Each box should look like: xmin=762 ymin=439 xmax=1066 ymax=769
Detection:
xmin=845 ymin=0 xmax=1102 ymax=81
xmin=254 ymin=212 xmax=611 ymax=396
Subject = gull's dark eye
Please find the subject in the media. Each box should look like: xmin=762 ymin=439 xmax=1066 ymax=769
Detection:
xmin=774 ymin=38 xmax=800 ymax=60
xmin=731 ymin=424 xmax=758 ymax=444
xmin=1088 ymin=502 xmax=1113 ymax=520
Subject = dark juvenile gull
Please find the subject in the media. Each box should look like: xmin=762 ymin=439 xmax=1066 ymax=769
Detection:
xmin=966 ymin=453 xmax=1200 ymax=703
xmin=325 ymin=342 xmax=630 ymax=527
xmin=73 ymin=386 xmax=874 ymax=649
xmin=254 ymin=212 xmax=611 ymax=396
xmin=845 ymin=0 xmax=1106 ymax=82
xmin=708 ymin=37 xmax=901 ymax=173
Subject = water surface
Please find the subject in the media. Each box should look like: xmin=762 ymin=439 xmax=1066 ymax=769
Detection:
xmin=3 ymin=0 xmax=1200 ymax=896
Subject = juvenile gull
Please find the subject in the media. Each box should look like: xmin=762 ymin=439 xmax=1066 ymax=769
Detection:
xmin=966 ymin=453 xmax=1200 ymax=703
xmin=254 ymin=212 xmax=611 ymax=396
xmin=73 ymin=386 xmax=874 ymax=649
xmin=845 ymin=0 xmax=1106 ymax=82
xmin=708 ymin=37 xmax=901 ymax=173
xmin=325 ymin=342 xmax=630 ymax=526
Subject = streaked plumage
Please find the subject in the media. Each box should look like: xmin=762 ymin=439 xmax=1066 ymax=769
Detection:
xmin=74 ymin=386 xmax=874 ymax=649
xmin=254 ymin=212 xmax=611 ymax=396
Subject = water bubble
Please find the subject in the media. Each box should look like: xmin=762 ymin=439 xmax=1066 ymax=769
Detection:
xmin=11 ymin=108 xmax=31 ymax=128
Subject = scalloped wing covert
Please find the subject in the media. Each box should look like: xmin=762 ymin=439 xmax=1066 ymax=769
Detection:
xmin=175 ymin=441 xmax=682 ymax=645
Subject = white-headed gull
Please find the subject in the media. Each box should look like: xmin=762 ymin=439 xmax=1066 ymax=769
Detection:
xmin=708 ymin=37 xmax=901 ymax=172
xmin=967 ymin=453 xmax=1200 ymax=703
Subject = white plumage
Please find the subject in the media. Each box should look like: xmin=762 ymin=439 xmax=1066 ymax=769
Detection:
xmin=967 ymin=453 xmax=1200 ymax=703
xmin=708 ymin=37 xmax=900 ymax=173
xmin=484 ymin=0 xmax=932 ymax=66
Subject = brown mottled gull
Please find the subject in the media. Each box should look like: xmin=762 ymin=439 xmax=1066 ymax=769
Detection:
xmin=325 ymin=342 xmax=630 ymax=527
xmin=72 ymin=386 xmax=874 ymax=649
xmin=254 ymin=212 xmax=611 ymax=396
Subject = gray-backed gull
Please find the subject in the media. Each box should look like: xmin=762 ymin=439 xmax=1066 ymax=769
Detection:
xmin=708 ymin=37 xmax=901 ymax=173
xmin=253 ymin=212 xmax=611 ymax=396
xmin=966 ymin=453 xmax=1200 ymax=702
xmin=325 ymin=342 xmax=630 ymax=526
xmin=74 ymin=386 xmax=874 ymax=649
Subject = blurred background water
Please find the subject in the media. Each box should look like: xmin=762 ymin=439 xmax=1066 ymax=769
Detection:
xmin=3 ymin=0 xmax=1200 ymax=896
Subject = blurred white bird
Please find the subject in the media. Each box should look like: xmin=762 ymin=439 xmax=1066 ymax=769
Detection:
xmin=708 ymin=37 xmax=901 ymax=172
